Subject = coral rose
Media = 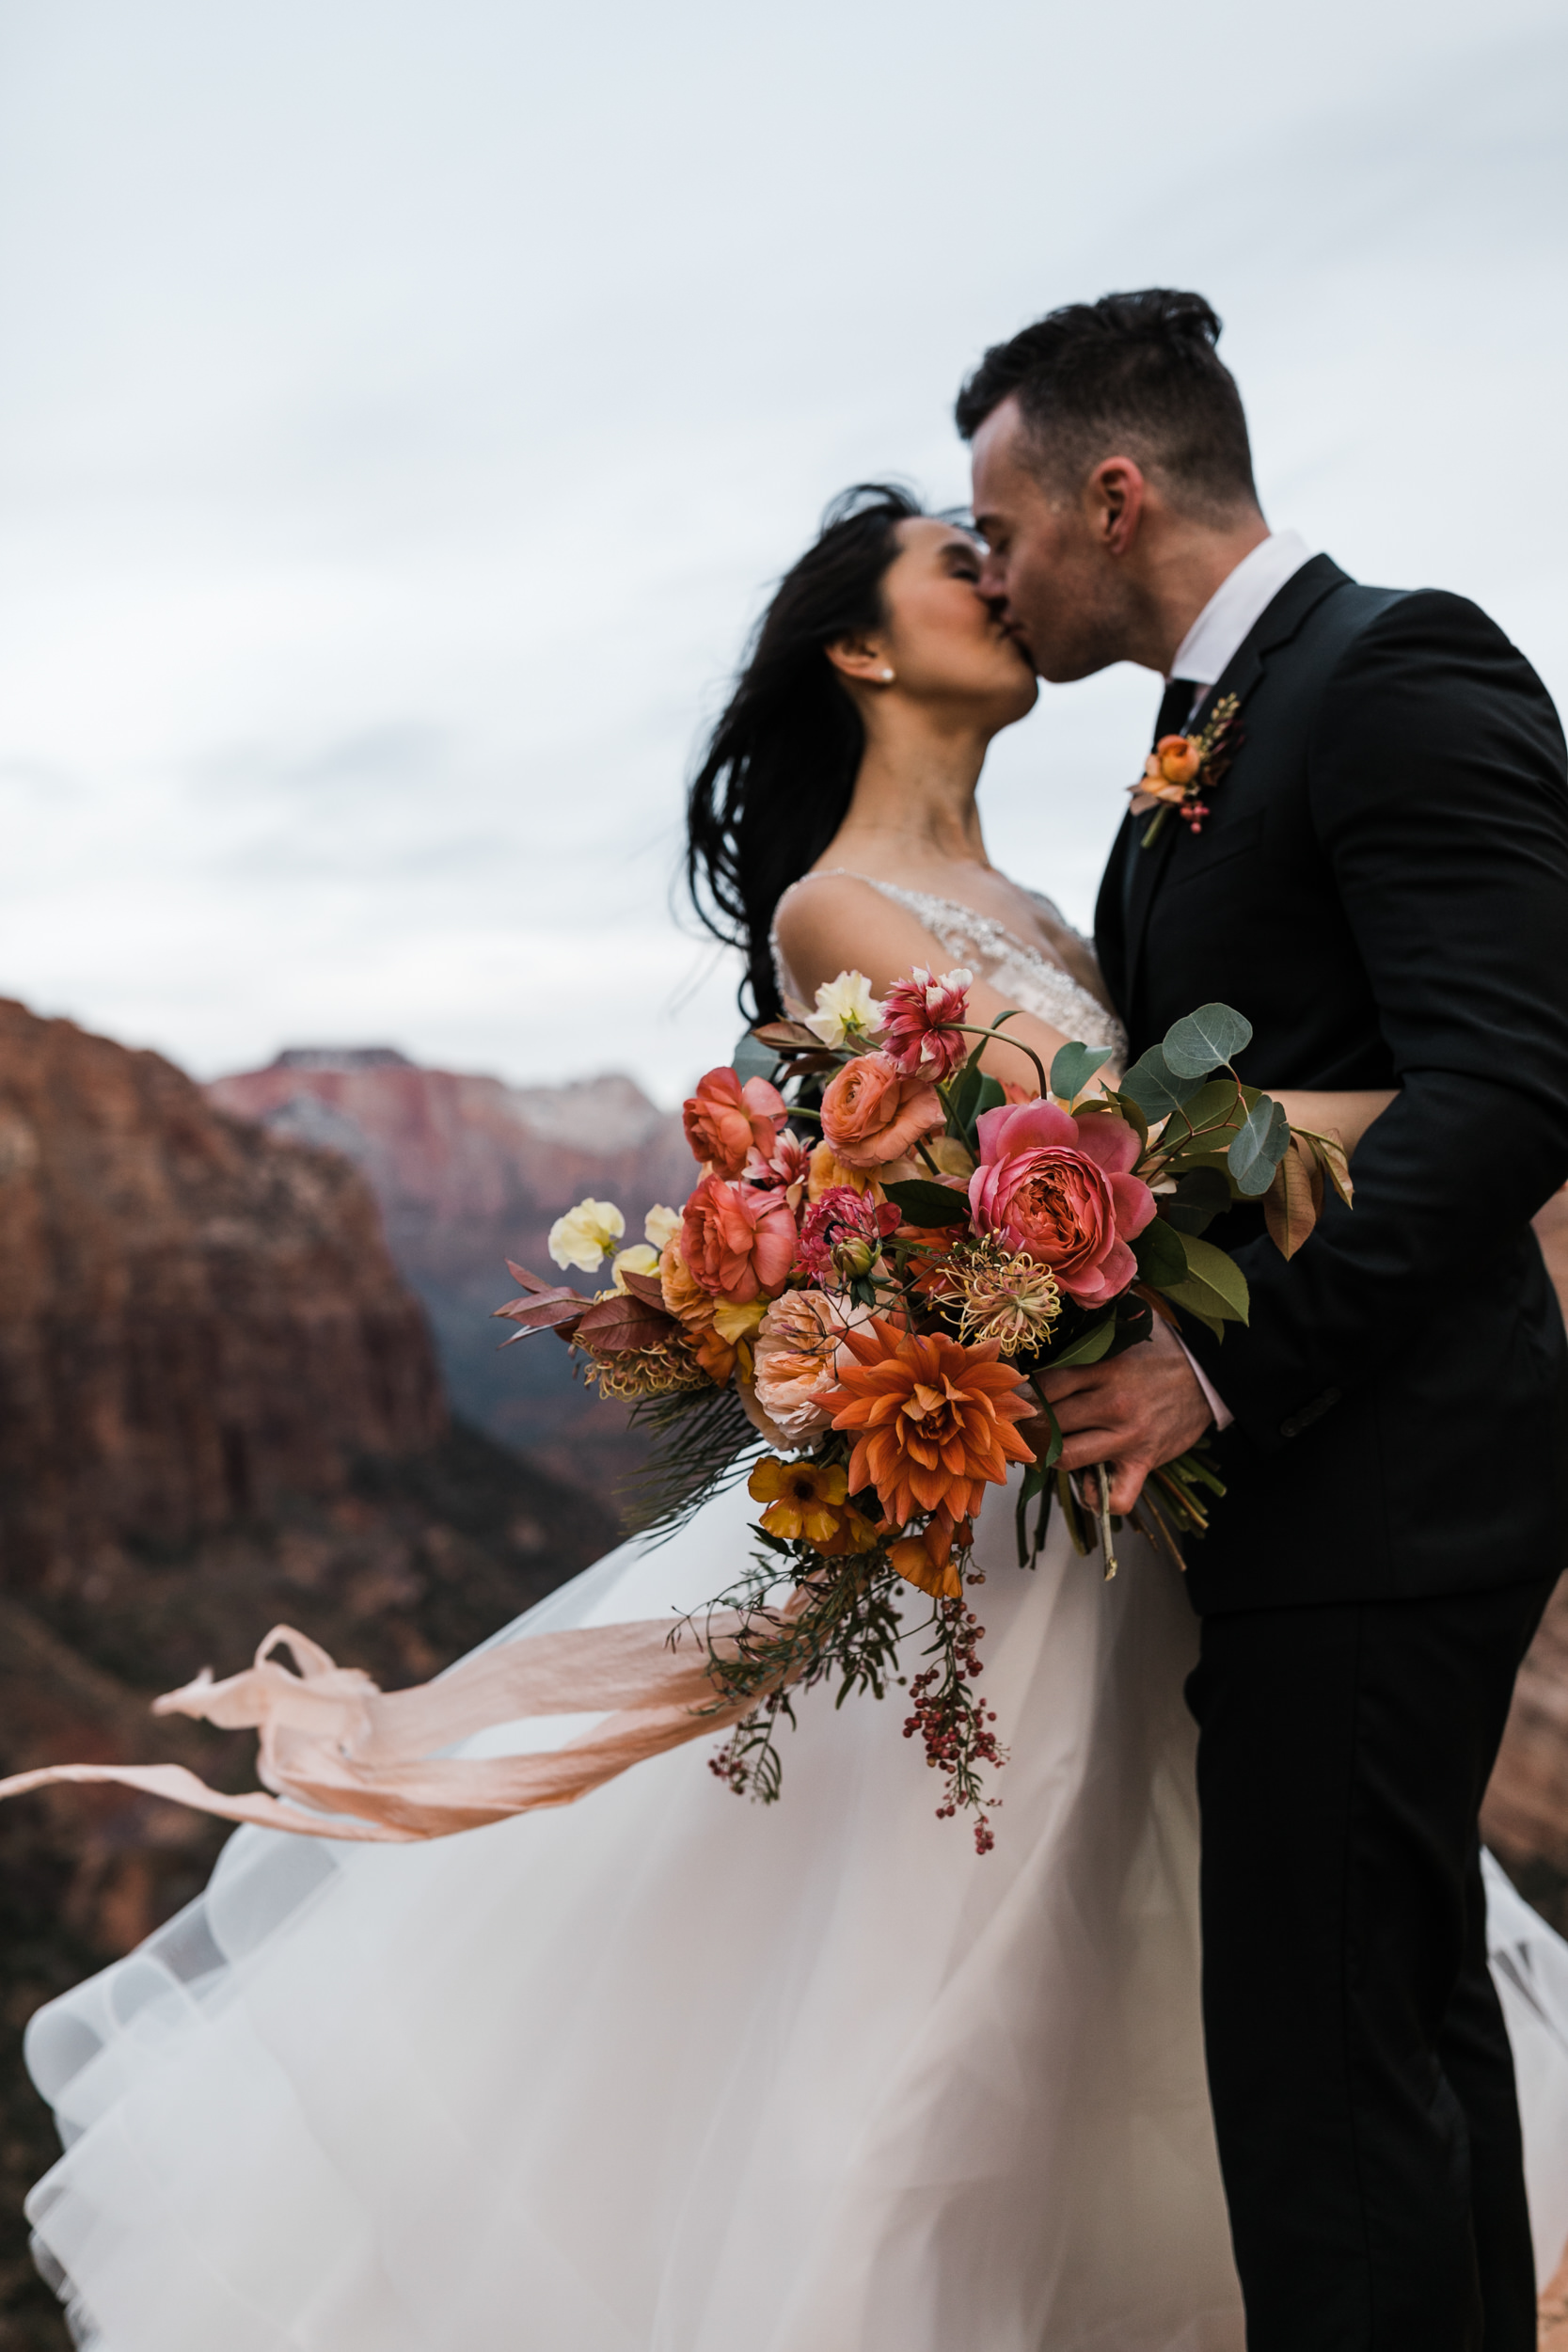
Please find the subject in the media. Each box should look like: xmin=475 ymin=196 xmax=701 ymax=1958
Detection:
xmin=683 ymin=1067 xmax=786 ymax=1178
xmin=967 ymin=1099 xmax=1154 ymax=1307
xmin=821 ymin=1318 xmax=1035 ymax=1527
xmin=679 ymin=1171 xmax=796 ymax=1304
xmin=752 ymin=1287 xmax=871 ymax=1444
xmin=820 ymin=1052 xmax=944 ymax=1171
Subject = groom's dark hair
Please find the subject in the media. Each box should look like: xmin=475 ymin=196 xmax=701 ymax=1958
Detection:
xmin=955 ymin=290 xmax=1258 ymax=517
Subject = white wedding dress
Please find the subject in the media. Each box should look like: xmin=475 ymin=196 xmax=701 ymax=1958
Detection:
xmin=21 ymin=882 xmax=1568 ymax=2349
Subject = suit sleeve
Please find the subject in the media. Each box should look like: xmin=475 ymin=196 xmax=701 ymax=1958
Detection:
xmin=1180 ymin=591 xmax=1568 ymax=1454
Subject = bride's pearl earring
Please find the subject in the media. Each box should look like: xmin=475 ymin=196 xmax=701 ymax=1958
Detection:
xmin=879 ymin=668 xmax=895 ymax=683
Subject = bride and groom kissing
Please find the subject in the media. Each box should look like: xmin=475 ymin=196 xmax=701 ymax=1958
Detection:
xmin=19 ymin=288 xmax=1568 ymax=2352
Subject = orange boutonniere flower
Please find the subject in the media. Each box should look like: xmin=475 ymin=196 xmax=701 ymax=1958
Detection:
xmin=1129 ymin=691 xmax=1243 ymax=846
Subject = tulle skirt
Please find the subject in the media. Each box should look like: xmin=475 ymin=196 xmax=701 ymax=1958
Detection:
xmin=20 ymin=1474 xmax=1568 ymax=2349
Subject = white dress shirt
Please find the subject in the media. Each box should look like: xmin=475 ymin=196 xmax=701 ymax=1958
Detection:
xmin=1166 ymin=528 xmax=1314 ymax=723
xmin=1159 ymin=529 xmax=1314 ymax=1434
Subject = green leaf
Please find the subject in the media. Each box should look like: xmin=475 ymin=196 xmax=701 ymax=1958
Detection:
xmin=1118 ymin=1046 xmax=1205 ymax=1122
xmin=731 ymin=1026 xmax=782 ymax=1087
xmin=882 ymin=1178 xmax=971 ymax=1227
xmin=1168 ymin=1232 xmax=1251 ymax=1321
xmin=1102 ymin=1088 xmax=1148 ymax=1151
xmin=1132 ymin=1216 xmax=1188 ymax=1288
xmin=1049 ymin=1040 xmax=1113 ymax=1101
xmin=1227 ymin=1095 xmax=1290 ymax=1197
xmin=1163 ymin=1167 xmax=1232 ymax=1235
xmin=1162 ymin=1077 xmax=1245 ymax=1147
xmin=943 ymin=1057 xmax=985 ymax=1139
xmin=1049 ymin=1315 xmax=1117 ymax=1367
xmin=1162 ymin=1003 xmax=1254 ymax=1080
xmin=973 ymin=1073 xmax=1006 ymax=1120
xmin=1164 ymin=1294 xmax=1227 ymax=1342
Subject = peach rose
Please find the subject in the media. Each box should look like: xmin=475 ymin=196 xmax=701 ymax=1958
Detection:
xmin=752 ymin=1287 xmax=871 ymax=1445
xmin=967 ymin=1099 xmax=1155 ymax=1307
xmin=820 ymin=1052 xmax=944 ymax=1171
xmin=683 ymin=1066 xmax=786 ymax=1179
xmin=658 ymin=1238 xmax=736 ymax=1382
xmin=679 ymin=1171 xmax=796 ymax=1304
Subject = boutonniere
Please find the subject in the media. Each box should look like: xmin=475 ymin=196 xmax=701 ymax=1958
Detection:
xmin=1130 ymin=692 xmax=1243 ymax=848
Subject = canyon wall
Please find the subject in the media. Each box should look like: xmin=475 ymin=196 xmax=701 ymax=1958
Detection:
xmin=205 ymin=1050 xmax=698 ymax=1490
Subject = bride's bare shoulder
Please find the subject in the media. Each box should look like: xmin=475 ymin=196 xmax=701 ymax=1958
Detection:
xmin=773 ymin=870 xmax=946 ymax=998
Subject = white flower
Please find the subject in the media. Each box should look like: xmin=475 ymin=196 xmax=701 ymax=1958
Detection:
xmin=805 ymin=969 xmax=885 ymax=1050
xmin=548 ymin=1197 xmax=626 ymax=1272
xmin=610 ymin=1243 xmax=661 ymax=1291
xmin=643 ymin=1203 xmax=682 ymax=1252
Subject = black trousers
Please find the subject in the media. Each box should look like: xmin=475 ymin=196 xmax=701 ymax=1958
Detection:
xmin=1186 ymin=1576 xmax=1556 ymax=2352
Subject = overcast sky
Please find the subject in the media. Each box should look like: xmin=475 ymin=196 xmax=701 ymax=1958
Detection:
xmin=1 ymin=0 xmax=1564 ymax=1104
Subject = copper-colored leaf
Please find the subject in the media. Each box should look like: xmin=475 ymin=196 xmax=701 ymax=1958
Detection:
xmin=495 ymin=1292 xmax=587 ymax=1345
xmin=776 ymin=1052 xmax=842 ymax=1080
xmin=1262 ymin=1137 xmax=1319 ymax=1260
xmin=575 ymin=1292 xmax=678 ymax=1354
xmin=751 ymin=1019 xmax=822 ymax=1052
xmin=618 ymin=1268 xmax=669 ymax=1311
xmin=503 ymin=1259 xmax=558 ymax=1295
xmin=1308 ymin=1130 xmax=1354 ymax=1210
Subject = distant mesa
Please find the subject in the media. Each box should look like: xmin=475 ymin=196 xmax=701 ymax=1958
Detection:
xmin=271 ymin=1046 xmax=413 ymax=1071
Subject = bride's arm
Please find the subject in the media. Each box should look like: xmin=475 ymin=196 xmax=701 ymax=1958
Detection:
xmin=773 ymin=876 xmax=1085 ymax=1095
xmin=1266 ymin=1089 xmax=1397 ymax=1158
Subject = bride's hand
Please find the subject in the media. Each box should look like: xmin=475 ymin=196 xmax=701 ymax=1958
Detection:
xmin=1268 ymin=1088 xmax=1397 ymax=1158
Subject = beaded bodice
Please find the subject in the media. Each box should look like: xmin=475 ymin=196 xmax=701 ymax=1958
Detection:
xmin=770 ymin=871 xmax=1127 ymax=1063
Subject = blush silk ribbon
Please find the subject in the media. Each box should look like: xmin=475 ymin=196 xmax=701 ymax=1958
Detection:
xmin=0 ymin=1606 xmax=800 ymax=1844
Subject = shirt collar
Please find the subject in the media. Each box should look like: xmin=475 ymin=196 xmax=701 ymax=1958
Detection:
xmin=1167 ymin=529 xmax=1314 ymax=688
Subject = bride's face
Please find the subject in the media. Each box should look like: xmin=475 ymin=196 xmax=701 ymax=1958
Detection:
xmin=870 ymin=519 xmax=1038 ymax=727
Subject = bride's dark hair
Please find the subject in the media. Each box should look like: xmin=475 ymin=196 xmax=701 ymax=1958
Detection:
xmin=686 ymin=483 xmax=923 ymax=1022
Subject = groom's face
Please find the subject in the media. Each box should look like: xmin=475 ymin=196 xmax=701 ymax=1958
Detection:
xmin=970 ymin=397 xmax=1133 ymax=683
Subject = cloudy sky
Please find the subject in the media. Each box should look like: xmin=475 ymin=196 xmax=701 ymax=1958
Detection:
xmin=1 ymin=0 xmax=1564 ymax=1103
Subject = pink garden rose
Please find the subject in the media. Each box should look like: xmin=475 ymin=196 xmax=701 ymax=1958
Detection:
xmin=680 ymin=1171 xmax=797 ymax=1304
xmin=966 ymin=1099 xmax=1155 ymax=1307
xmin=880 ymin=966 xmax=973 ymax=1083
xmin=751 ymin=1288 xmax=873 ymax=1445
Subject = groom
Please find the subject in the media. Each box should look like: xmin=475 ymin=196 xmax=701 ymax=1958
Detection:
xmin=959 ymin=290 xmax=1568 ymax=2350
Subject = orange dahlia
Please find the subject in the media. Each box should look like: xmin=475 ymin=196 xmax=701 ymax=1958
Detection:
xmin=821 ymin=1319 xmax=1036 ymax=1527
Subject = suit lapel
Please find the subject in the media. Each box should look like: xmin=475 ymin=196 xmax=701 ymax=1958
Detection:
xmin=1117 ymin=555 xmax=1352 ymax=1021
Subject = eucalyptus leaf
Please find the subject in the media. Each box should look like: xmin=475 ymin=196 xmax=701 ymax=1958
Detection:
xmin=1228 ymin=1095 xmax=1291 ymax=1197
xmin=1170 ymin=1233 xmax=1251 ymax=1321
xmin=1162 ymin=1002 xmax=1254 ymax=1080
xmin=1049 ymin=1040 xmax=1113 ymax=1101
xmin=882 ymin=1178 xmax=971 ymax=1227
xmin=1132 ymin=1217 xmax=1189 ymax=1289
xmin=1118 ymin=1046 xmax=1205 ymax=1122
xmin=731 ymin=1026 xmax=782 ymax=1087
xmin=1049 ymin=1316 xmax=1117 ymax=1367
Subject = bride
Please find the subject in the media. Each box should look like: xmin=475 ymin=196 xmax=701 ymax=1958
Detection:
xmin=19 ymin=486 xmax=1568 ymax=2351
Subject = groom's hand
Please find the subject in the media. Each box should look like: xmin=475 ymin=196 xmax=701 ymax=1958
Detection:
xmin=1025 ymin=1317 xmax=1213 ymax=1516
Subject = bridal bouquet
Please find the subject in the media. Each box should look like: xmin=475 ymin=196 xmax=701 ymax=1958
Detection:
xmin=499 ymin=974 xmax=1349 ymax=1848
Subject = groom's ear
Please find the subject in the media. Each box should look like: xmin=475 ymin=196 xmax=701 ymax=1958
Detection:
xmin=1085 ymin=456 xmax=1148 ymax=558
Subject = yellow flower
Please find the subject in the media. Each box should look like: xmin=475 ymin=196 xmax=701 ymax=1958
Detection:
xmin=807 ymin=1139 xmax=886 ymax=1203
xmin=548 ymin=1197 xmax=625 ymax=1272
xmin=643 ymin=1203 xmax=683 ymax=1252
xmin=747 ymin=1457 xmax=880 ymax=1554
xmin=610 ymin=1244 xmax=661 ymax=1290
xmin=805 ymin=969 xmax=884 ymax=1050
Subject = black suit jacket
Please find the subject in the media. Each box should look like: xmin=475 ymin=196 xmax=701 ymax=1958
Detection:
xmin=1094 ymin=554 xmax=1568 ymax=1613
